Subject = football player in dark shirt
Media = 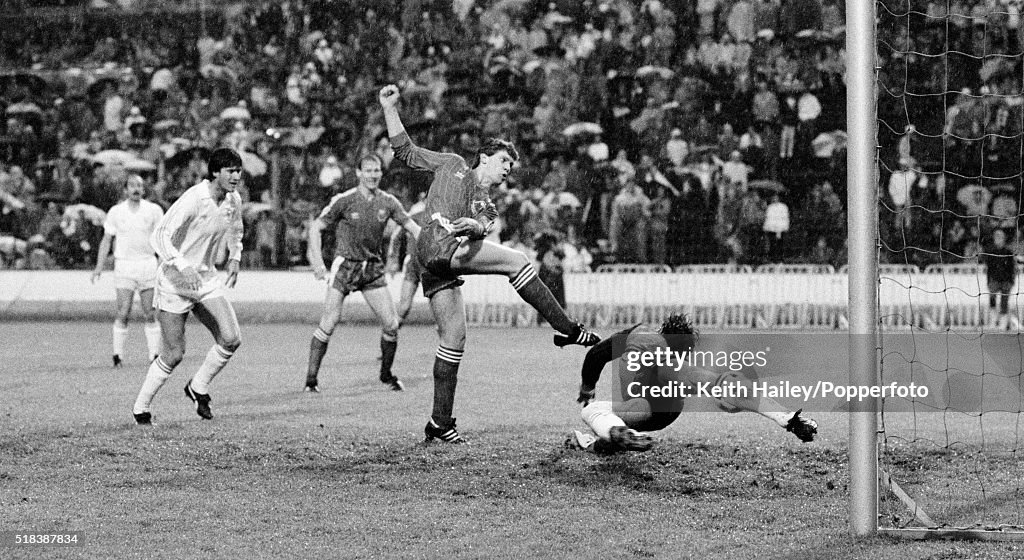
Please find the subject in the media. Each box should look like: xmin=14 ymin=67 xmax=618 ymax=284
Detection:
xmin=304 ymin=154 xmax=421 ymax=393
xmin=379 ymin=84 xmax=600 ymax=443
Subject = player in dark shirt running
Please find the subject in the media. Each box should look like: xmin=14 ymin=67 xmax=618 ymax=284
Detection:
xmin=304 ymin=154 xmax=421 ymax=392
xmin=379 ymin=84 xmax=600 ymax=443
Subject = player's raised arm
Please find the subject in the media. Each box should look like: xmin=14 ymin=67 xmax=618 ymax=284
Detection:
xmin=378 ymin=84 xmax=407 ymax=139
xmin=379 ymin=84 xmax=460 ymax=172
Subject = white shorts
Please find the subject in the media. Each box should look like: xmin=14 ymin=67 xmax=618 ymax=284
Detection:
xmin=114 ymin=257 xmax=158 ymax=292
xmin=154 ymin=266 xmax=226 ymax=314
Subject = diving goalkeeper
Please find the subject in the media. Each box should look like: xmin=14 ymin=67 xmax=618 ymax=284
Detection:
xmin=567 ymin=314 xmax=818 ymax=453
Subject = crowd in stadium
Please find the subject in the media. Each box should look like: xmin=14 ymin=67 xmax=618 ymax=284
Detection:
xmin=0 ymin=0 xmax=1018 ymax=272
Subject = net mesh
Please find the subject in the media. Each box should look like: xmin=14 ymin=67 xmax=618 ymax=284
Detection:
xmin=876 ymin=0 xmax=1024 ymax=532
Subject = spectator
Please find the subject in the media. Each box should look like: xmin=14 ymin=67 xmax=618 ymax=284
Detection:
xmin=609 ymin=177 xmax=651 ymax=263
xmin=665 ymin=128 xmax=689 ymax=168
xmin=762 ymin=192 xmax=790 ymax=262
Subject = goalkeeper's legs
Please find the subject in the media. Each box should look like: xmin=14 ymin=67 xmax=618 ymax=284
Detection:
xmin=581 ymin=401 xmax=653 ymax=451
xmin=694 ymin=369 xmax=817 ymax=441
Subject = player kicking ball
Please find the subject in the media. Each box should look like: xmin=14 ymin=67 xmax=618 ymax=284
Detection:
xmin=379 ymin=84 xmax=600 ymax=444
xmin=567 ymin=314 xmax=818 ymax=453
xmin=131 ymin=148 xmax=245 ymax=425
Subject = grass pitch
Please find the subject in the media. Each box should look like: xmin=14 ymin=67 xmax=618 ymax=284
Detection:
xmin=2 ymin=321 xmax=1024 ymax=559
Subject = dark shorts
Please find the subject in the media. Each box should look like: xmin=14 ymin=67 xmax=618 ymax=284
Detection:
xmin=331 ymin=257 xmax=387 ymax=295
xmin=416 ymin=221 xmax=464 ymax=298
xmin=627 ymin=410 xmax=682 ymax=433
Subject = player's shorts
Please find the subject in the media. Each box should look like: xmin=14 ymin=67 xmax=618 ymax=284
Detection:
xmin=154 ymin=266 xmax=225 ymax=314
xmin=114 ymin=256 xmax=158 ymax=292
xmin=416 ymin=220 xmax=465 ymax=298
xmin=329 ymin=256 xmax=387 ymax=295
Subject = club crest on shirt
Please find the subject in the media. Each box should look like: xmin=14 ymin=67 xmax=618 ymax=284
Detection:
xmin=454 ymin=170 xmax=466 ymax=180
xmin=350 ymin=212 xmax=360 ymax=220
xmin=377 ymin=208 xmax=389 ymax=222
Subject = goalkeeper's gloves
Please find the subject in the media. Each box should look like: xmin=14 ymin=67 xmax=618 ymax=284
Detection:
xmin=577 ymin=384 xmax=596 ymax=406
xmin=785 ymin=409 xmax=818 ymax=442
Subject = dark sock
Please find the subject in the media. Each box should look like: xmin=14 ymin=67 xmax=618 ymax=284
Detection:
xmin=380 ymin=335 xmax=398 ymax=380
xmin=510 ymin=264 xmax=576 ymax=334
xmin=431 ymin=346 xmax=463 ymax=425
xmin=307 ymin=328 xmax=330 ymax=383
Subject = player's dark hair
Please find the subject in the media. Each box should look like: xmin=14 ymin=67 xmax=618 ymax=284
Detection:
xmin=660 ymin=313 xmax=695 ymax=335
xmin=660 ymin=313 xmax=698 ymax=351
xmin=359 ymin=153 xmax=384 ymax=170
xmin=207 ymin=148 xmax=242 ymax=179
xmin=471 ymin=138 xmax=519 ymax=168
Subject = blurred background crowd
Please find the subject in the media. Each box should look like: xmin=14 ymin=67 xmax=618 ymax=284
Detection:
xmin=0 ymin=0 xmax=1020 ymax=274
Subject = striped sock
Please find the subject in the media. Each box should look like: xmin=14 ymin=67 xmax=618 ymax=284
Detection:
xmin=307 ymin=328 xmax=331 ymax=383
xmin=510 ymin=264 xmax=575 ymax=334
xmin=191 ymin=345 xmax=234 ymax=394
xmin=113 ymin=323 xmax=128 ymax=358
xmin=380 ymin=330 xmax=398 ymax=380
xmin=431 ymin=345 xmax=463 ymax=425
xmin=144 ymin=322 xmax=162 ymax=360
xmin=133 ymin=357 xmax=174 ymax=414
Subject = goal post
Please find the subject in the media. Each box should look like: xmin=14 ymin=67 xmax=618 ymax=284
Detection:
xmin=850 ymin=0 xmax=1024 ymax=539
xmin=847 ymin=0 xmax=879 ymax=538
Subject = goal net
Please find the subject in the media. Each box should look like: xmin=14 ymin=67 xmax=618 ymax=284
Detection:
xmin=869 ymin=0 xmax=1024 ymax=538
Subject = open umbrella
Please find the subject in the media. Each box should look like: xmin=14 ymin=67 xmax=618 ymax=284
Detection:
xmin=153 ymin=118 xmax=180 ymax=132
xmin=239 ymin=151 xmax=267 ymax=177
xmin=562 ymin=122 xmax=603 ymax=136
xmin=282 ymin=127 xmax=324 ymax=148
xmin=635 ymin=65 xmax=675 ymax=79
xmin=957 ymin=184 xmax=992 ymax=215
xmin=91 ymin=149 xmax=138 ymax=167
xmin=124 ymin=158 xmax=156 ymax=172
xmin=749 ymin=179 xmax=787 ymax=193
xmin=5 ymin=101 xmax=42 ymax=115
xmin=220 ymin=106 xmax=251 ymax=121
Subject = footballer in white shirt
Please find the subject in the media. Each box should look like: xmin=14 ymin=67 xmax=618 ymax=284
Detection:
xmin=131 ymin=148 xmax=245 ymax=425
xmin=91 ymin=175 xmax=164 ymax=367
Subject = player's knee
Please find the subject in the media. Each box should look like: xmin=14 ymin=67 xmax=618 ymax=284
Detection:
xmin=220 ymin=335 xmax=241 ymax=352
xmin=437 ymin=326 xmax=466 ymax=349
xmin=140 ymin=309 xmax=155 ymax=323
xmin=162 ymin=346 xmax=185 ymax=367
xmin=507 ymin=251 xmax=531 ymax=276
xmin=382 ymin=322 xmax=399 ymax=340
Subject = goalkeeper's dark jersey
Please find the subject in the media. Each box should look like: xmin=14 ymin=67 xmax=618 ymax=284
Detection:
xmin=390 ymin=132 xmax=498 ymax=229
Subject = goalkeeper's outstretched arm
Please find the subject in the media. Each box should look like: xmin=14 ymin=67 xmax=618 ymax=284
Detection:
xmin=578 ymin=324 xmax=643 ymax=404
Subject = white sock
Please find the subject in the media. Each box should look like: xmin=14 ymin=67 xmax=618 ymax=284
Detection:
xmin=764 ymin=411 xmax=793 ymax=428
xmin=144 ymin=322 xmax=162 ymax=360
xmin=133 ymin=357 xmax=174 ymax=414
xmin=190 ymin=345 xmax=234 ymax=394
xmin=581 ymin=401 xmax=627 ymax=440
xmin=113 ymin=323 xmax=128 ymax=357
